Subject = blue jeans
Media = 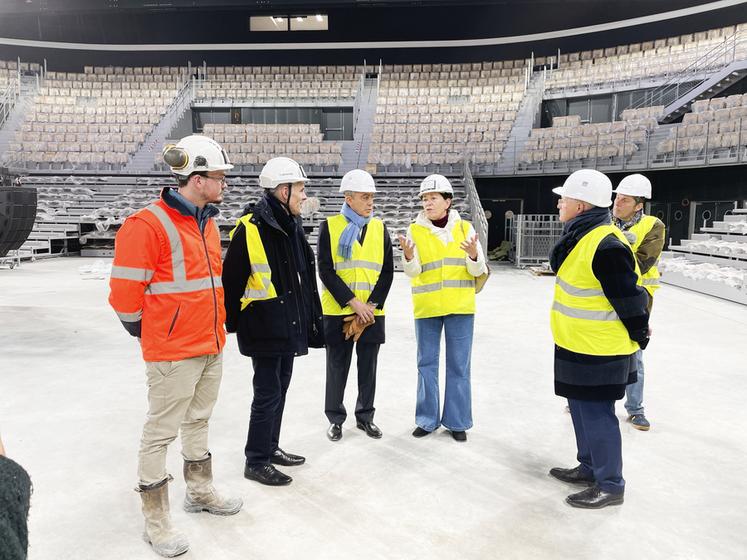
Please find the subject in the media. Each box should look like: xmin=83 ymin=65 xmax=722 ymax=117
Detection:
xmin=567 ymin=398 xmax=625 ymax=494
xmin=414 ymin=314 xmax=474 ymax=432
xmin=624 ymin=349 xmax=645 ymax=416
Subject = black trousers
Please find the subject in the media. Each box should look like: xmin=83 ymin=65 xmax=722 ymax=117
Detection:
xmin=567 ymin=398 xmax=625 ymax=494
xmin=324 ymin=340 xmax=379 ymax=425
xmin=245 ymin=354 xmax=294 ymax=466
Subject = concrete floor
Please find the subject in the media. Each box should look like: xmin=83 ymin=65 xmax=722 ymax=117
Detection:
xmin=1 ymin=257 xmax=746 ymax=560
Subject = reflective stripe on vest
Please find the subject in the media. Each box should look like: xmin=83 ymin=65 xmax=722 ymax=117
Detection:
xmin=115 ymin=309 xmax=143 ymax=322
xmin=110 ymin=265 xmax=155 ymax=282
xmin=147 ymin=204 xmax=187 ymax=282
xmin=321 ymin=214 xmax=385 ymax=316
xmin=230 ymin=214 xmax=278 ymax=310
xmin=139 ymin=204 xmax=221 ymax=295
xmin=628 ymin=214 xmax=662 ymax=297
xmin=550 ymin=224 xmax=640 ymax=356
xmin=410 ymin=220 xmax=475 ymax=319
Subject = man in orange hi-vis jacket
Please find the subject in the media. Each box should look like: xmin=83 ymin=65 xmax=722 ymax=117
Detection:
xmin=109 ymin=135 xmax=242 ymax=558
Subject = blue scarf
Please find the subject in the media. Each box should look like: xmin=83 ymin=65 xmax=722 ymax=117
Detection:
xmin=338 ymin=202 xmax=371 ymax=260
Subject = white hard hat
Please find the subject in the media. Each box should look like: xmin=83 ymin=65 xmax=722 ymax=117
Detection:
xmin=162 ymin=135 xmax=233 ymax=177
xmin=339 ymin=169 xmax=376 ymax=193
xmin=419 ymin=174 xmax=453 ymax=197
xmin=613 ymin=174 xmax=652 ymax=199
xmin=259 ymin=157 xmax=308 ymax=189
xmin=552 ymin=169 xmax=612 ymax=208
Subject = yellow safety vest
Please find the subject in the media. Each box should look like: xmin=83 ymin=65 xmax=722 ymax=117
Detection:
xmin=551 ymin=224 xmax=641 ymax=356
xmin=410 ymin=220 xmax=475 ymax=319
xmin=229 ymin=214 xmax=278 ymax=311
xmin=321 ymin=214 xmax=385 ymax=316
xmin=627 ymin=214 xmax=662 ymax=297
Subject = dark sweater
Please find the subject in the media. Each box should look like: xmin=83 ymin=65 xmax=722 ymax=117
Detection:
xmin=0 ymin=456 xmax=31 ymax=560
xmin=317 ymin=218 xmax=394 ymax=345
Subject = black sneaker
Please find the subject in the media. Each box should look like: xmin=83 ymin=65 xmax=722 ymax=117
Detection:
xmin=628 ymin=414 xmax=651 ymax=431
xmin=450 ymin=430 xmax=467 ymax=442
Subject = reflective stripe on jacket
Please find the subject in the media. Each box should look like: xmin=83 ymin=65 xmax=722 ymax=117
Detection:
xmin=321 ymin=214 xmax=385 ymax=316
xmin=109 ymin=198 xmax=225 ymax=361
xmin=410 ymin=220 xmax=475 ymax=319
xmin=550 ymin=224 xmax=640 ymax=356
xmin=230 ymin=214 xmax=277 ymax=310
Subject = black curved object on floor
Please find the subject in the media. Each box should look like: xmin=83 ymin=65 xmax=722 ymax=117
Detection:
xmin=0 ymin=186 xmax=37 ymax=258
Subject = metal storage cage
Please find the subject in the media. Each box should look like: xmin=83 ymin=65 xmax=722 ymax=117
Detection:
xmin=506 ymin=214 xmax=563 ymax=268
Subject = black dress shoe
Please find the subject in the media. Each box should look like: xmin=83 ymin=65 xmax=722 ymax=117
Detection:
xmin=327 ymin=423 xmax=342 ymax=441
xmin=356 ymin=421 xmax=382 ymax=439
xmin=549 ymin=465 xmax=595 ymax=486
xmin=244 ymin=464 xmax=292 ymax=486
xmin=270 ymin=448 xmax=305 ymax=467
xmin=566 ymin=485 xmax=624 ymax=509
xmin=412 ymin=427 xmax=432 ymax=438
xmin=450 ymin=430 xmax=467 ymax=442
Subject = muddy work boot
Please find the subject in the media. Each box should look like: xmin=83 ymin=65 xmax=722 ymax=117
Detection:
xmin=183 ymin=453 xmax=243 ymax=516
xmin=136 ymin=475 xmax=189 ymax=558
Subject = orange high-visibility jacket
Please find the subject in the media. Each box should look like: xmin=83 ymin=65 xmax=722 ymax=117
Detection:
xmin=109 ymin=197 xmax=226 ymax=362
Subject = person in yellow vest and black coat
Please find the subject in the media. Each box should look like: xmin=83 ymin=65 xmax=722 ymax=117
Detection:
xmin=548 ymin=169 xmax=650 ymax=509
xmin=612 ymin=174 xmax=665 ymax=432
xmin=398 ymin=174 xmax=487 ymax=443
xmin=222 ymin=157 xmax=324 ymax=487
xmin=318 ymin=169 xmax=394 ymax=442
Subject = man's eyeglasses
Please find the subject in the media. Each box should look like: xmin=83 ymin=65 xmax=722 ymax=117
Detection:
xmin=197 ymin=173 xmax=227 ymax=186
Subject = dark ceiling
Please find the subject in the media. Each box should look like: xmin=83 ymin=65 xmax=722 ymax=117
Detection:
xmin=0 ymin=0 xmax=744 ymax=69
xmin=0 ymin=0 xmax=721 ymax=14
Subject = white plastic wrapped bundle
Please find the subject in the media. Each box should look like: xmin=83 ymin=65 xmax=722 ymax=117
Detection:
xmin=661 ymin=257 xmax=746 ymax=289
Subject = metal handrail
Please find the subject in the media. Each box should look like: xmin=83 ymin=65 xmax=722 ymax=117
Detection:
xmin=493 ymin=113 xmax=746 ymax=176
xmin=627 ymin=30 xmax=747 ymax=111
xmin=0 ymin=82 xmax=20 ymax=130
xmin=546 ymin=30 xmax=747 ymax=100
xmin=352 ymin=63 xmax=366 ymax=135
xmin=463 ymin=162 xmax=489 ymax=258
xmin=129 ymin=74 xmax=194 ymax=168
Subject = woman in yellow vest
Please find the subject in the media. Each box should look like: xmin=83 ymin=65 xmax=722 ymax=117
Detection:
xmin=398 ymin=174 xmax=487 ymax=442
xmin=612 ymin=174 xmax=665 ymax=432
xmin=318 ymin=169 xmax=394 ymax=442
xmin=548 ymin=169 xmax=650 ymax=509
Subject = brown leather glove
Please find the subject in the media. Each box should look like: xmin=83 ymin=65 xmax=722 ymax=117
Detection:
xmin=342 ymin=315 xmax=374 ymax=342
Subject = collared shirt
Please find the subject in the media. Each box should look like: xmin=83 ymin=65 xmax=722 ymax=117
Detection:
xmin=161 ymin=187 xmax=219 ymax=233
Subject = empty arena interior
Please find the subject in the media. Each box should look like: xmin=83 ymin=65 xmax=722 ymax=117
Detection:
xmin=1 ymin=0 xmax=746 ymax=558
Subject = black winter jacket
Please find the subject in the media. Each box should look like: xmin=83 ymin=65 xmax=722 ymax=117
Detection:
xmin=550 ymin=208 xmax=650 ymax=401
xmin=222 ymin=194 xmax=324 ymax=357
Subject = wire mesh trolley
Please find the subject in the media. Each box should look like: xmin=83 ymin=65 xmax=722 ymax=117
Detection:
xmin=506 ymin=214 xmax=563 ymax=268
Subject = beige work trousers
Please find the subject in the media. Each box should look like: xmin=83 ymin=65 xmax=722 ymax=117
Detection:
xmin=138 ymin=353 xmax=223 ymax=486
